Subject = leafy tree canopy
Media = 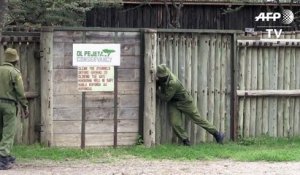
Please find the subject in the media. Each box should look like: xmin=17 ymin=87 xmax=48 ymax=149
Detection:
xmin=7 ymin=0 xmax=122 ymax=27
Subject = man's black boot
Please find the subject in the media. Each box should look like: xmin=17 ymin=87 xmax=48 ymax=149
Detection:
xmin=4 ymin=156 xmax=15 ymax=164
xmin=0 ymin=156 xmax=13 ymax=170
xmin=183 ymin=139 xmax=191 ymax=146
xmin=213 ymin=132 xmax=225 ymax=144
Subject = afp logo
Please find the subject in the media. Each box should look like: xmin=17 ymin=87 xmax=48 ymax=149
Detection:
xmin=255 ymin=9 xmax=294 ymax=25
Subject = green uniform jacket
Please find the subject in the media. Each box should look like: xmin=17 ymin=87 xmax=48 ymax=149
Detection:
xmin=0 ymin=62 xmax=28 ymax=109
xmin=157 ymin=69 xmax=193 ymax=104
xmin=156 ymin=66 xmax=218 ymax=138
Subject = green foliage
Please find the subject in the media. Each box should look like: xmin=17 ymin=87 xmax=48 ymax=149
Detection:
xmin=135 ymin=134 xmax=144 ymax=145
xmin=7 ymin=0 xmax=122 ymax=26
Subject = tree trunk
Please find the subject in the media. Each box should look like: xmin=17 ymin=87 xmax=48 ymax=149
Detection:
xmin=0 ymin=0 xmax=8 ymax=38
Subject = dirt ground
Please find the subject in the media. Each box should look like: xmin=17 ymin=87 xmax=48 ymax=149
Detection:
xmin=2 ymin=158 xmax=300 ymax=175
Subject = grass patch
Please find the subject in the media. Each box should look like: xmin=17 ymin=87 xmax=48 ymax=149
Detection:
xmin=12 ymin=136 xmax=300 ymax=162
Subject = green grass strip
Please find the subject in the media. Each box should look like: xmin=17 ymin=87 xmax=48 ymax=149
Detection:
xmin=12 ymin=136 xmax=300 ymax=162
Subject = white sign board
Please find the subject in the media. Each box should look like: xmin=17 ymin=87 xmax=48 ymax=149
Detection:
xmin=78 ymin=66 xmax=114 ymax=92
xmin=73 ymin=44 xmax=120 ymax=66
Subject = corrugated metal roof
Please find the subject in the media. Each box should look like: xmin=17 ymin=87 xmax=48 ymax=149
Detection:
xmin=122 ymin=0 xmax=300 ymax=5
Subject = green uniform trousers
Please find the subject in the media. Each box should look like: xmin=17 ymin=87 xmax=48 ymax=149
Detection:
xmin=168 ymin=100 xmax=218 ymax=140
xmin=0 ymin=102 xmax=17 ymax=157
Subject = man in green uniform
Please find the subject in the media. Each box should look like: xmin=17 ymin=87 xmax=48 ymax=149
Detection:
xmin=156 ymin=64 xmax=224 ymax=146
xmin=0 ymin=48 xmax=29 ymax=170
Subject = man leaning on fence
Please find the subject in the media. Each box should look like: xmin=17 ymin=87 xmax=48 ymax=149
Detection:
xmin=156 ymin=64 xmax=224 ymax=146
xmin=0 ymin=48 xmax=29 ymax=170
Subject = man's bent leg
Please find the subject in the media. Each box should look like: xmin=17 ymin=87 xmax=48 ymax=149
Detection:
xmin=177 ymin=101 xmax=218 ymax=135
xmin=178 ymin=101 xmax=224 ymax=143
xmin=168 ymin=103 xmax=189 ymax=141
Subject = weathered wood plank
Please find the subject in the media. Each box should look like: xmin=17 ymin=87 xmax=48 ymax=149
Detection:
xmin=190 ymin=35 xmax=198 ymax=144
xmin=213 ymin=34 xmax=221 ymax=134
xmin=244 ymin=46 xmax=252 ymax=138
xmin=53 ymin=69 xmax=77 ymax=82
xmin=20 ymin=45 xmax=29 ymax=144
xmin=53 ymin=133 xmax=138 ymax=147
xmin=155 ymin=34 xmax=162 ymax=144
xmin=262 ymin=47 xmax=269 ymax=135
xmin=207 ymin=34 xmax=216 ymax=141
xmin=159 ymin=34 xmax=166 ymax=64
xmin=53 ymin=107 xmax=139 ymax=120
xmin=53 ymin=31 xmax=84 ymax=43
xmin=120 ymin=56 xmax=141 ymax=69
xmin=27 ymin=44 xmax=39 ymax=144
xmin=225 ymin=35 xmax=231 ymax=140
xmin=277 ymin=46 xmax=285 ymax=137
xmin=250 ymin=47 xmax=257 ymax=137
xmin=155 ymin=98 xmax=162 ymax=144
xmin=53 ymin=68 xmax=140 ymax=82
xmin=144 ymin=30 xmax=156 ymax=147
xmin=178 ymin=35 xmax=185 ymax=85
xmin=53 ymin=42 xmax=64 ymax=58
xmin=165 ymin=34 xmax=174 ymax=143
xmin=256 ymin=47 xmax=263 ymax=136
xmin=53 ymin=56 xmax=65 ymax=69
xmin=116 ymin=32 xmax=141 ymax=41
xmin=53 ymin=94 xmax=139 ymax=108
xmin=167 ymin=34 xmax=173 ymax=72
xmin=53 ymin=81 xmax=140 ymax=95
xmin=53 ymin=120 xmax=138 ymax=134
xmin=85 ymin=31 xmax=114 ymax=42
xmin=197 ymin=35 xmax=209 ymax=142
xmin=219 ymin=35 xmax=226 ymax=135
xmin=295 ymin=35 xmax=300 ymax=135
xmin=269 ymin=47 xmax=278 ymax=137
xmin=63 ymin=56 xmax=74 ymax=69
xmin=185 ymin=37 xmax=192 ymax=141
xmin=40 ymin=32 xmax=54 ymax=146
xmin=121 ymin=43 xmax=141 ymax=56
xmin=175 ymin=34 xmax=186 ymax=143
xmin=284 ymin=41 xmax=291 ymax=137
xmin=237 ymin=47 xmax=246 ymax=138
xmin=237 ymin=90 xmax=300 ymax=96
xmin=290 ymin=42 xmax=296 ymax=136
xmin=173 ymin=34 xmax=179 ymax=76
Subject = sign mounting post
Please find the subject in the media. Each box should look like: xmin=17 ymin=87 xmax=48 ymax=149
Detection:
xmin=73 ymin=43 xmax=120 ymax=149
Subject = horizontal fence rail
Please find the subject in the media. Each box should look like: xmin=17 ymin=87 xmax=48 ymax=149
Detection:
xmin=237 ymin=33 xmax=300 ymax=139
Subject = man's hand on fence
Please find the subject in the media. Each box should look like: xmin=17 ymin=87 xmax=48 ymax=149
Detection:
xmin=22 ymin=107 xmax=29 ymax=119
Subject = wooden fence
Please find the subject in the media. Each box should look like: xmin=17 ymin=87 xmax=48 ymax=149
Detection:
xmin=144 ymin=30 xmax=236 ymax=145
xmin=0 ymin=30 xmax=41 ymax=144
xmin=40 ymin=28 xmax=142 ymax=147
xmin=2 ymin=27 xmax=300 ymax=147
xmin=237 ymin=33 xmax=300 ymax=138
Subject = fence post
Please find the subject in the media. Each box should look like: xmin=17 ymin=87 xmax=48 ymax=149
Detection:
xmin=144 ymin=29 xmax=157 ymax=147
xmin=40 ymin=30 xmax=53 ymax=146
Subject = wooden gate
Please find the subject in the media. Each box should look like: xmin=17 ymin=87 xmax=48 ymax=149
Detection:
xmin=0 ymin=29 xmax=41 ymax=144
xmin=237 ymin=34 xmax=300 ymax=138
xmin=152 ymin=30 xmax=234 ymax=144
